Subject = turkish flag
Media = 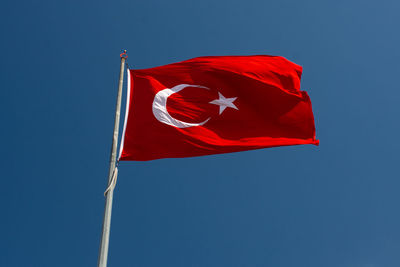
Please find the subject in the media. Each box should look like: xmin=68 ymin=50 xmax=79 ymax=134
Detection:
xmin=119 ymin=55 xmax=318 ymax=161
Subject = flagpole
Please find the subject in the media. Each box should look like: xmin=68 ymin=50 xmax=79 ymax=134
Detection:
xmin=98 ymin=51 xmax=127 ymax=267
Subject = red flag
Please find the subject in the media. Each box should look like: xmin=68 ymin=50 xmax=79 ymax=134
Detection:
xmin=119 ymin=55 xmax=318 ymax=161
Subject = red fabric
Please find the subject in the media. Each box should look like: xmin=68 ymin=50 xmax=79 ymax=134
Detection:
xmin=120 ymin=55 xmax=318 ymax=161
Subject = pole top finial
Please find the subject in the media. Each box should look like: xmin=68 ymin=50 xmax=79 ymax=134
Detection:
xmin=120 ymin=50 xmax=128 ymax=59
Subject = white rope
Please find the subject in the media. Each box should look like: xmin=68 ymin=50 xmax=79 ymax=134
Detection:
xmin=104 ymin=167 xmax=118 ymax=196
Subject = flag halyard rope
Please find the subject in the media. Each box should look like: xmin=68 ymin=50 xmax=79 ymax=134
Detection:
xmin=104 ymin=165 xmax=118 ymax=196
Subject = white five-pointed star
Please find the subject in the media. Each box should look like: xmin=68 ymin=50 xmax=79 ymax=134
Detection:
xmin=210 ymin=92 xmax=238 ymax=115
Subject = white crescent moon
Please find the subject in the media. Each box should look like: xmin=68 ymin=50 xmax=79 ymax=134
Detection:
xmin=152 ymin=84 xmax=211 ymax=128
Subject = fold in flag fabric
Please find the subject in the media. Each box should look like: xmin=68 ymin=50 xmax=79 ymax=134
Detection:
xmin=119 ymin=55 xmax=319 ymax=161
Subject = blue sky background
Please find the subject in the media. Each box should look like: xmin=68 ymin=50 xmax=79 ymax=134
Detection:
xmin=1 ymin=0 xmax=400 ymax=266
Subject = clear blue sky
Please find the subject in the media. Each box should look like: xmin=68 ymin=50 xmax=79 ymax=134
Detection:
xmin=1 ymin=0 xmax=400 ymax=266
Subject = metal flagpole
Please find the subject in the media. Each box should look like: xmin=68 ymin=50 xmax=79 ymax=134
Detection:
xmin=98 ymin=50 xmax=127 ymax=267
